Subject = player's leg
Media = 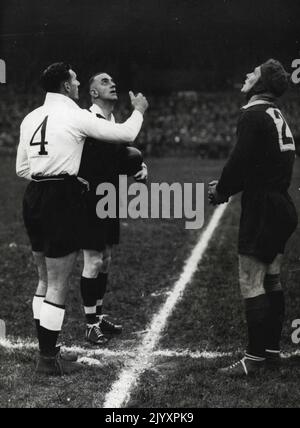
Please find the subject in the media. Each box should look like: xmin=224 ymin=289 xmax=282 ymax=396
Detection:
xmin=36 ymin=252 xmax=82 ymax=374
xmin=96 ymin=245 xmax=111 ymax=319
xmin=38 ymin=252 xmax=77 ymax=353
xmin=97 ymin=245 xmax=123 ymax=336
xmin=32 ymin=251 xmax=47 ymax=335
xmin=220 ymin=255 xmax=268 ymax=377
xmin=81 ymin=250 xmax=108 ymax=345
xmin=264 ymin=254 xmax=284 ymax=364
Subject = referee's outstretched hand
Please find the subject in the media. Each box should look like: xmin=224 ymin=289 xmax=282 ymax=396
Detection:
xmin=129 ymin=91 xmax=149 ymax=115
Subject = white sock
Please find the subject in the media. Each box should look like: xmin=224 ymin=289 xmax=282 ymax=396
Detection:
xmin=32 ymin=295 xmax=45 ymax=320
xmin=40 ymin=301 xmax=65 ymax=331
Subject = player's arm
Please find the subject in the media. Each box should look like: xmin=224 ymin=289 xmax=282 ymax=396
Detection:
xmin=16 ymin=123 xmax=31 ymax=180
xmin=216 ymin=111 xmax=260 ymax=198
xmin=78 ymin=92 xmax=148 ymax=144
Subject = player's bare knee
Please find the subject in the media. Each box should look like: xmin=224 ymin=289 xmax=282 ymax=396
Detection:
xmin=46 ymin=283 xmax=69 ymax=306
xmin=83 ymin=255 xmax=103 ymax=278
xmin=36 ymin=280 xmax=47 ymax=296
xmin=239 ymin=255 xmax=266 ymax=299
xmin=239 ymin=267 xmax=266 ymax=298
xmin=240 ymin=281 xmax=265 ymax=299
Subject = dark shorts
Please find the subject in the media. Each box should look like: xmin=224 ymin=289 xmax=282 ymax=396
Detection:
xmin=23 ymin=177 xmax=86 ymax=258
xmin=81 ymin=181 xmax=120 ymax=252
xmin=238 ymin=189 xmax=298 ymax=264
xmin=79 ymin=144 xmax=143 ymax=253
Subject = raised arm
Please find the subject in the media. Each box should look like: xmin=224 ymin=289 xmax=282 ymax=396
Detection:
xmin=78 ymin=92 xmax=149 ymax=144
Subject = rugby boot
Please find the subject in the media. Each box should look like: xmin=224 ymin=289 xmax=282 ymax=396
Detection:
xmin=219 ymin=356 xmax=265 ymax=378
xmin=86 ymin=324 xmax=109 ymax=345
xmin=265 ymin=350 xmax=282 ymax=370
xmin=99 ymin=315 xmax=123 ymax=336
xmin=36 ymin=351 xmax=83 ymax=376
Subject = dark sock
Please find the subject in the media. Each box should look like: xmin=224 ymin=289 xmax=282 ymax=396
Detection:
xmin=38 ymin=302 xmax=65 ymax=357
xmin=96 ymin=273 xmax=108 ymax=318
xmin=265 ymin=290 xmax=285 ymax=351
xmin=35 ymin=319 xmax=40 ymax=337
xmin=80 ymin=276 xmax=99 ymax=324
xmin=38 ymin=327 xmax=60 ymax=357
xmin=245 ymin=294 xmax=269 ymax=359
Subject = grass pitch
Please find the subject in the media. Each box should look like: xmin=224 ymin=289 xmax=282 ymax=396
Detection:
xmin=0 ymin=155 xmax=300 ymax=408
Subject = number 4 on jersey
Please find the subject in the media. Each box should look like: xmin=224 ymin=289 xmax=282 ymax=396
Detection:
xmin=30 ymin=116 xmax=49 ymax=155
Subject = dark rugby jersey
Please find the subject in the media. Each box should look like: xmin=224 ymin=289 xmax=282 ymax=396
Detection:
xmin=217 ymin=100 xmax=296 ymax=197
xmin=216 ymin=99 xmax=297 ymax=263
xmin=78 ymin=106 xmax=124 ymax=250
xmin=78 ymin=109 xmax=125 ymax=189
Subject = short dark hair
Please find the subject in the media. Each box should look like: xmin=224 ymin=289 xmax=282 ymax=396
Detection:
xmin=89 ymin=72 xmax=106 ymax=88
xmin=41 ymin=62 xmax=72 ymax=92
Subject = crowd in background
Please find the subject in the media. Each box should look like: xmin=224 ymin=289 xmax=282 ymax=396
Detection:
xmin=1 ymin=87 xmax=300 ymax=157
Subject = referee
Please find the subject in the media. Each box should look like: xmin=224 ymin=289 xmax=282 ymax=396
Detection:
xmin=79 ymin=72 xmax=148 ymax=345
xmin=16 ymin=63 xmax=148 ymax=376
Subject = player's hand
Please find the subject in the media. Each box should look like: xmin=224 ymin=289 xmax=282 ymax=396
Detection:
xmin=208 ymin=180 xmax=229 ymax=205
xmin=129 ymin=91 xmax=149 ymax=115
xmin=134 ymin=163 xmax=148 ymax=183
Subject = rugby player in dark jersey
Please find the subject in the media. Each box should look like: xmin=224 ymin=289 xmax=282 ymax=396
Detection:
xmin=78 ymin=73 xmax=148 ymax=345
xmin=209 ymin=59 xmax=298 ymax=377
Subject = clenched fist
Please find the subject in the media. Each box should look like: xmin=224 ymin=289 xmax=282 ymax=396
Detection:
xmin=129 ymin=91 xmax=149 ymax=115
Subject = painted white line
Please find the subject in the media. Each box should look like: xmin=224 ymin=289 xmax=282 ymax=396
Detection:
xmin=0 ymin=320 xmax=6 ymax=339
xmin=103 ymin=204 xmax=228 ymax=408
xmin=0 ymin=337 xmax=233 ymax=360
xmin=79 ymin=357 xmax=106 ymax=367
xmin=1 ymin=337 xmax=299 ymax=370
xmin=0 ymin=338 xmax=134 ymax=358
xmin=153 ymin=350 xmax=232 ymax=359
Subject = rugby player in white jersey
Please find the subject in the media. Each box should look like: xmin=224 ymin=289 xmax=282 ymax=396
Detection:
xmin=16 ymin=62 xmax=148 ymax=375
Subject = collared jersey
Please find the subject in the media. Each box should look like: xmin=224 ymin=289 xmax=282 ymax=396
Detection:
xmin=78 ymin=103 xmax=124 ymax=186
xmin=16 ymin=93 xmax=143 ymax=180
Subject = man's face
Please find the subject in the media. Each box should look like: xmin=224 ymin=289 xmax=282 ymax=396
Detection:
xmin=241 ymin=66 xmax=262 ymax=94
xmin=91 ymin=73 xmax=118 ymax=101
xmin=66 ymin=69 xmax=80 ymax=100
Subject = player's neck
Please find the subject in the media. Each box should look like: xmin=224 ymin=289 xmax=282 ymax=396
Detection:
xmin=93 ymin=99 xmax=115 ymax=120
xmin=247 ymin=93 xmax=276 ymax=104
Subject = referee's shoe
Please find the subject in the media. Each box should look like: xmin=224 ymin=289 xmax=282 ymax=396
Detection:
xmin=99 ymin=315 xmax=123 ymax=337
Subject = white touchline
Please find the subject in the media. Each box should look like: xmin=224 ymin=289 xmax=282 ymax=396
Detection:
xmin=0 ymin=337 xmax=233 ymax=360
xmin=1 ymin=338 xmax=299 ymax=370
xmin=103 ymin=203 xmax=229 ymax=409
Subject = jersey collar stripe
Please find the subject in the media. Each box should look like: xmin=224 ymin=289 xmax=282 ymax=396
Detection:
xmin=242 ymin=100 xmax=274 ymax=110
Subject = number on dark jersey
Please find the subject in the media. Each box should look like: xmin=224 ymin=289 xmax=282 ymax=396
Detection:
xmin=266 ymin=108 xmax=295 ymax=152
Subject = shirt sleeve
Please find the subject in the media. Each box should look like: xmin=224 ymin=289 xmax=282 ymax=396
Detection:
xmin=16 ymin=123 xmax=31 ymax=180
xmin=77 ymin=109 xmax=144 ymax=143
xmin=216 ymin=111 xmax=260 ymax=197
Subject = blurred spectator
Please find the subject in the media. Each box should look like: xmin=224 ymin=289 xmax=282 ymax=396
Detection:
xmin=1 ymin=87 xmax=300 ymax=157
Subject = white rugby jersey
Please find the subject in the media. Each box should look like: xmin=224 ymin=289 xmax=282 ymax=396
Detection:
xmin=16 ymin=93 xmax=143 ymax=180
